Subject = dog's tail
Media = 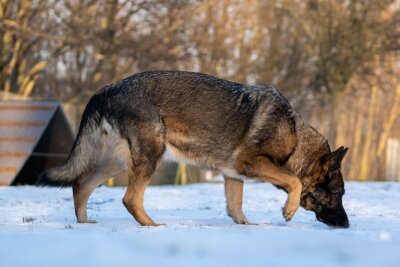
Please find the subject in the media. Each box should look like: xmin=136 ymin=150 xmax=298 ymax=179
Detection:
xmin=36 ymin=96 xmax=103 ymax=187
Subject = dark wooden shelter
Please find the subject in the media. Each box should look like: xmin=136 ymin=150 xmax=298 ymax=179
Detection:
xmin=0 ymin=100 xmax=74 ymax=185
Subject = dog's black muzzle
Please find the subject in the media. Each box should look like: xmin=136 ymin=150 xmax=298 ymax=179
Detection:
xmin=316 ymin=204 xmax=350 ymax=229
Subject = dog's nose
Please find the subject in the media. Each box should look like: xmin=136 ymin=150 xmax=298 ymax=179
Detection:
xmin=317 ymin=216 xmax=350 ymax=228
xmin=316 ymin=207 xmax=350 ymax=229
xmin=334 ymin=219 xmax=350 ymax=229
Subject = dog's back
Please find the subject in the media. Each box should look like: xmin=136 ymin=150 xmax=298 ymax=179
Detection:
xmin=91 ymin=71 xmax=297 ymax=168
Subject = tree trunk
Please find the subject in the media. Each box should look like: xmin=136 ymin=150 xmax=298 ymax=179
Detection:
xmin=331 ymin=90 xmax=347 ymax=148
xmin=349 ymin=95 xmax=365 ymax=180
xmin=359 ymin=84 xmax=378 ymax=180
xmin=377 ymin=85 xmax=400 ymax=157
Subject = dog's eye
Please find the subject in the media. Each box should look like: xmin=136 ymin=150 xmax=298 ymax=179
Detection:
xmin=334 ymin=193 xmax=341 ymax=200
xmin=316 ymin=183 xmax=327 ymax=191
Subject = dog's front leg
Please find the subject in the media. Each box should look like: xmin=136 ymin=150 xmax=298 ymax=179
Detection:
xmin=236 ymin=155 xmax=302 ymax=222
xmin=224 ymin=176 xmax=252 ymax=224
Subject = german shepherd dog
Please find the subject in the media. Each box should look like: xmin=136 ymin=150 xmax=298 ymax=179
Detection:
xmin=37 ymin=71 xmax=349 ymax=228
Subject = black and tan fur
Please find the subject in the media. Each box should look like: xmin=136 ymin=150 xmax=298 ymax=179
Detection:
xmin=37 ymin=71 xmax=349 ymax=228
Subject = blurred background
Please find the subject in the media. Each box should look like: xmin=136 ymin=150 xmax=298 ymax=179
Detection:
xmin=0 ymin=0 xmax=399 ymax=186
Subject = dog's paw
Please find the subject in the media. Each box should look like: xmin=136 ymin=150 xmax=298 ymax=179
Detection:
xmin=282 ymin=202 xmax=299 ymax=222
xmin=228 ymin=209 xmax=255 ymax=225
xmin=282 ymin=190 xmax=301 ymax=222
xmin=141 ymin=222 xmax=166 ymax=227
xmin=282 ymin=207 xmax=293 ymax=222
xmin=233 ymin=217 xmax=256 ymax=225
xmin=77 ymin=219 xmax=97 ymax=224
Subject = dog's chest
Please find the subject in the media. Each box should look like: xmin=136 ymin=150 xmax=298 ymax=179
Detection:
xmin=162 ymin=144 xmax=246 ymax=181
xmin=162 ymin=144 xmax=198 ymax=166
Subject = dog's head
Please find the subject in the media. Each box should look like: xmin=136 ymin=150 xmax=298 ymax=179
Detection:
xmin=300 ymin=146 xmax=349 ymax=228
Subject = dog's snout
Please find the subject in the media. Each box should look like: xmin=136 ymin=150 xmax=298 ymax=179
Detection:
xmin=316 ymin=204 xmax=349 ymax=229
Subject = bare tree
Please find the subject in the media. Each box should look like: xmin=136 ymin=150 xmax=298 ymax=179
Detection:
xmin=0 ymin=0 xmax=67 ymax=98
xmin=1 ymin=0 xmax=399 ymax=180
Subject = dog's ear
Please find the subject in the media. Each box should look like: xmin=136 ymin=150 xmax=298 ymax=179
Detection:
xmin=321 ymin=146 xmax=348 ymax=171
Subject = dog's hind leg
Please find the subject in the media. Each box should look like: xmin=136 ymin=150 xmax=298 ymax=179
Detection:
xmin=73 ymin=175 xmax=104 ymax=223
xmin=122 ymin=122 xmax=165 ymax=226
xmin=224 ymin=176 xmax=251 ymax=225
xmin=73 ymin=166 xmax=124 ymax=223
xmin=123 ymin=171 xmax=160 ymax=226
xmin=73 ymin=130 xmax=132 ymax=224
xmin=236 ymin=155 xmax=302 ymax=222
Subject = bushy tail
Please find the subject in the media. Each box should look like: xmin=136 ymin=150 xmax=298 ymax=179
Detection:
xmin=36 ymin=96 xmax=102 ymax=187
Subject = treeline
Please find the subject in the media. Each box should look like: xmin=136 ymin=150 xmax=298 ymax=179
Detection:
xmin=1 ymin=0 xmax=399 ymax=180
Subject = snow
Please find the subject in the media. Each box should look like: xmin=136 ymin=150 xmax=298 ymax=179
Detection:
xmin=0 ymin=181 xmax=399 ymax=267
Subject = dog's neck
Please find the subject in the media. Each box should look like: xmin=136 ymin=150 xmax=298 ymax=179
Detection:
xmin=284 ymin=117 xmax=330 ymax=181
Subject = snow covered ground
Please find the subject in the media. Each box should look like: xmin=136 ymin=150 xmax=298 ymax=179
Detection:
xmin=0 ymin=181 xmax=399 ymax=267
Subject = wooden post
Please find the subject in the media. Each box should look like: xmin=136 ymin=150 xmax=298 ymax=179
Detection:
xmin=175 ymin=163 xmax=187 ymax=185
xmin=386 ymin=138 xmax=400 ymax=181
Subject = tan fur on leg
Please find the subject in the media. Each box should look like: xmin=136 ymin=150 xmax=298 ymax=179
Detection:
xmin=236 ymin=155 xmax=302 ymax=222
xmin=121 ymin=122 xmax=165 ymax=226
xmin=224 ymin=176 xmax=252 ymax=224
xmin=73 ymin=181 xmax=98 ymax=224
xmin=122 ymin=174 xmax=161 ymax=226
